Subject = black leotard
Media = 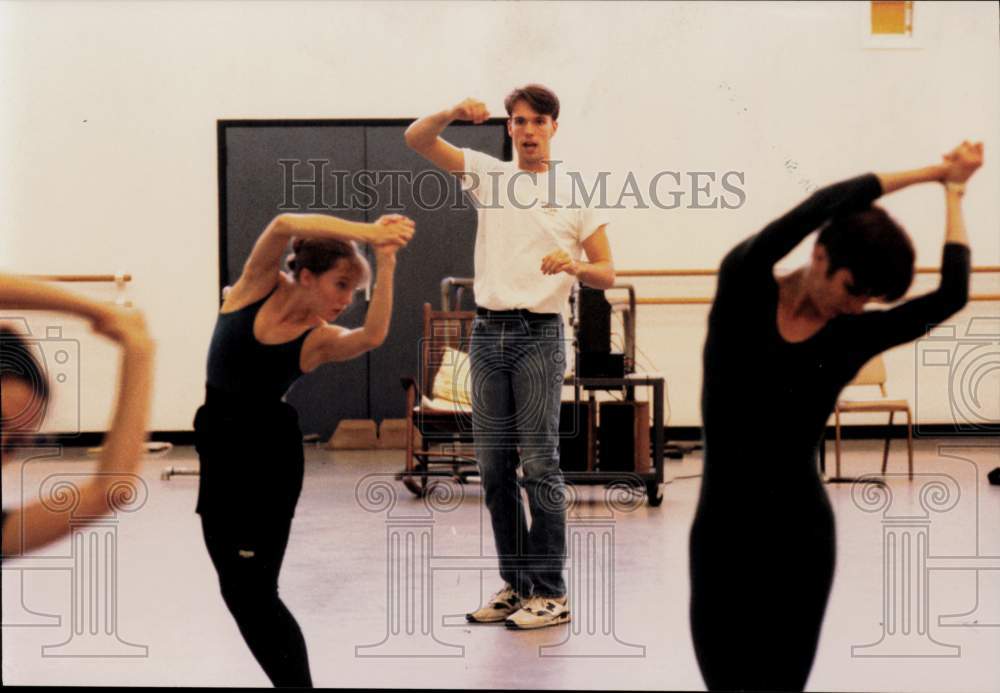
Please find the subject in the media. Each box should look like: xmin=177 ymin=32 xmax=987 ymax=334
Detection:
xmin=690 ymin=173 xmax=970 ymax=691
xmin=196 ymin=286 xmax=315 ymax=518
xmin=195 ymin=285 xmax=317 ymax=687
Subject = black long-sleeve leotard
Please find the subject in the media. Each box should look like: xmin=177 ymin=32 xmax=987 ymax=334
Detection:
xmin=690 ymin=173 xmax=970 ymax=692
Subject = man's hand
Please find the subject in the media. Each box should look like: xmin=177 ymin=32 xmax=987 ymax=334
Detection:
xmin=450 ymin=98 xmax=490 ymax=124
xmin=540 ymin=250 xmax=579 ymax=277
xmin=941 ymin=141 xmax=984 ymax=184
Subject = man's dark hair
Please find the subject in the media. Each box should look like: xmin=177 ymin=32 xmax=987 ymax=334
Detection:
xmin=504 ymin=84 xmax=560 ymax=121
xmin=817 ymin=205 xmax=915 ymax=301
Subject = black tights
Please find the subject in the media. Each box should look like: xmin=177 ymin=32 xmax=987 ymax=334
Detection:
xmin=201 ymin=515 xmax=312 ymax=688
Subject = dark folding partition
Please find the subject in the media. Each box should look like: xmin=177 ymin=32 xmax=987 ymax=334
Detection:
xmin=363 ymin=123 xmax=507 ymax=424
xmin=218 ymin=119 xmax=509 ymax=438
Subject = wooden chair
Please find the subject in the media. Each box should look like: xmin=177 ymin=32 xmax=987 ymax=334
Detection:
xmin=834 ymin=354 xmax=914 ymax=479
xmin=398 ymin=303 xmax=479 ymax=497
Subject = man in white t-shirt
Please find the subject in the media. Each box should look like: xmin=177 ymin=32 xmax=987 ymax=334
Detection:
xmin=405 ymin=84 xmax=615 ymax=630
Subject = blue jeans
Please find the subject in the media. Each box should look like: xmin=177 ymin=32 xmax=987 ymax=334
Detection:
xmin=470 ymin=311 xmax=567 ymax=598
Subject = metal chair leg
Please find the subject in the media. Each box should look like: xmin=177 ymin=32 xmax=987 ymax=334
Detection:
xmin=905 ymin=408 xmax=914 ymax=480
xmin=834 ymin=408 xmax=843 ymax=478
xmin=881 ymin=410 xmax=895 ymax=474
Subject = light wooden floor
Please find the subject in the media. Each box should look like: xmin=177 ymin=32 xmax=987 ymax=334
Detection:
xmin=3 ymin=439 xmax=999 ymax=690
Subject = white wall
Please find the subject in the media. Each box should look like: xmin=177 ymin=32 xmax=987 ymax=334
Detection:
xmin=2 ymin=1 xmax=997 ymax=431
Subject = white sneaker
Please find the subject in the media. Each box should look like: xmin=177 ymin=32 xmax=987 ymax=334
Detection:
xmin=505 ymin=595 xmax=570 ymax=630
xmin=466 ymin=584 xmax=523 ymax=623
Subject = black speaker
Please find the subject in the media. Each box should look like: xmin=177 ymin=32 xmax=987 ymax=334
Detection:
xmin=598 ymin=401 xmax=650 ymax=473
xmin=579 ymin=352 xmax=625 ymax=379
xmin=577 ymin=286 xmax=611 ymax=354
xmin=558 ymin=400 xmax=594 ymax=472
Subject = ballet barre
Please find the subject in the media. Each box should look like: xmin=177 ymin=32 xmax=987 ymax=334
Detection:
xmin=613 ymin=294 xmax=1000 ymax=306
xmin=611 ymin=265 xmax=1000 ymax=305
xmin=616 ymin=266 xmax=1000 ymax=277
xmin=18 ymin=273 xmax=134 ymax=306
xmin=21 ymin=273 xmax=133 ymax=283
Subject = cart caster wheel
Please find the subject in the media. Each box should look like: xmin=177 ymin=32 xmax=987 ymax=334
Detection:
xmin=646 ymin=482 xmax=663 ymax=507
xmin=401 ymin=475 xmax=427 ymax=498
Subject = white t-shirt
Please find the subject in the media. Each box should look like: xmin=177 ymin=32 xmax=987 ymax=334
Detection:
xmin=460 ymin=148 xmax=609 ymax=315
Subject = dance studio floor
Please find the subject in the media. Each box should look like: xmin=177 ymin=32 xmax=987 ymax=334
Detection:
xmin=3 ymin=438 xmax=999 ymax=690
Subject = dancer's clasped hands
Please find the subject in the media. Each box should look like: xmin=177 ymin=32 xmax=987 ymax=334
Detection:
xmin=941 ymin=140 xmax=984 ymax=183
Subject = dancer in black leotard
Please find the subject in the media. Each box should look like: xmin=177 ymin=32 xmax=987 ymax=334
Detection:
xmin=690 ymin=141 xmax=983 ymax=692
xmin=194 ymin=211 xmax=414 ymax=687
